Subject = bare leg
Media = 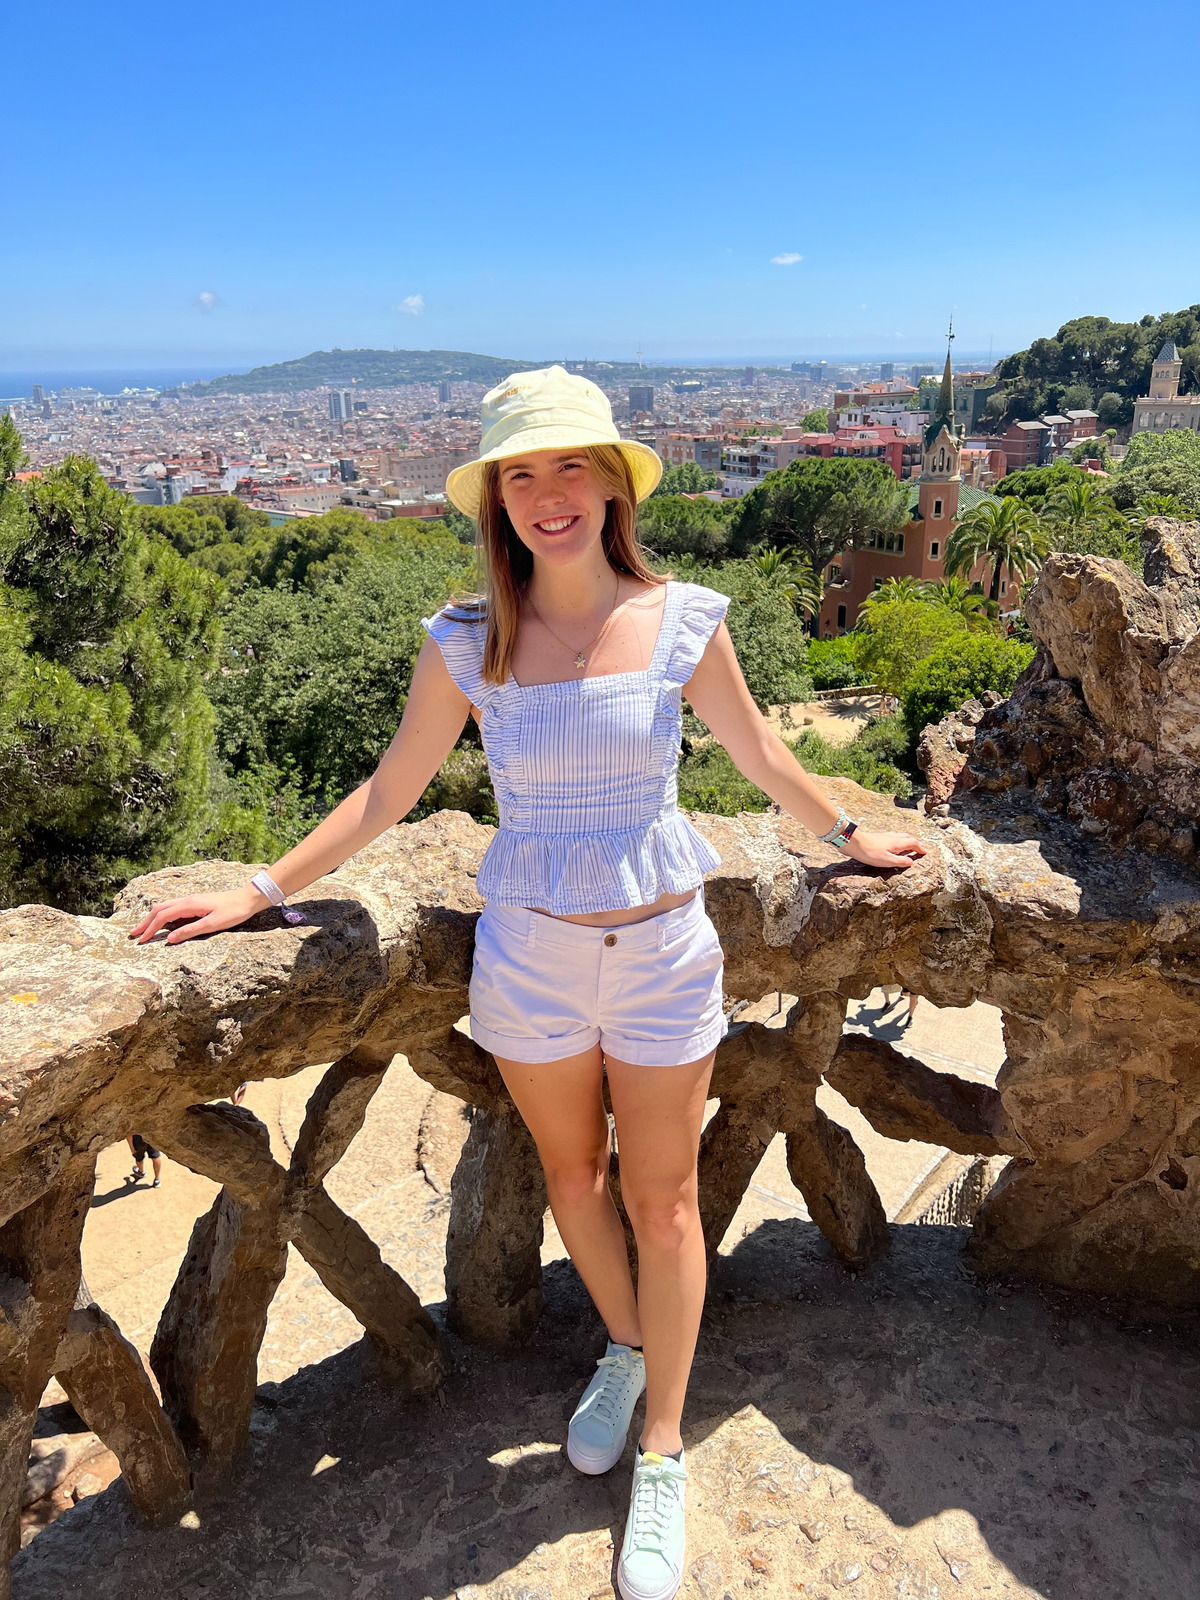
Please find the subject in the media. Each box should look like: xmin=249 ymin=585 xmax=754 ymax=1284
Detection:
xmin=493 ymin=1048 xmax=641 ymax=1348
xmin=606 ymin=1051 xmax=715 ymax=1456
xmin=126 ymin=1135 xmax=143 ymax=1179
xmin=151 ymin=1156 xmax=163 ymax=1183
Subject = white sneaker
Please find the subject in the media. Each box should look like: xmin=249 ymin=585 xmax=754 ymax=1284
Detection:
xmin=567 ymin=1341 xmax=646 ymax=1474
xmin=617 ymin=1448 xmax=688 ymax=1600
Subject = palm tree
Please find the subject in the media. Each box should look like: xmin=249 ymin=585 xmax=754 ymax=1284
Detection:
xmin=944 ymin=497 xmax=1048 ymax=603
xmin=923 ymin=575 xmax=991 ymax=630
xmin=747 ymin=548 xmax=824 ymax=620
xmin=860 ymin=574 xmax=926 ymax=609
xmin=1045 ymin=477 xmax=1120 ymax=553
xmin=1127 ymin=493 xmax=1194 ymax=533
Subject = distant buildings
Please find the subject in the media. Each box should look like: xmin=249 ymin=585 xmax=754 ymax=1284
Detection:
xmin=816 ymin=351 xmax=1011 ymax=637
xmin=437 ymin=381 xmax=453 ymax=404
xmin=1132 ymin=341 xmax=1200 ymax=436
xmin=31 ymin=384 xmax=45 ymax=405
xmin=328 ymin=390 xmax=352 ymax=422
xmin=628 ymin=385 xmax=655 ymax=417
xmin=879 ymin=363 xmax=894 ymax=382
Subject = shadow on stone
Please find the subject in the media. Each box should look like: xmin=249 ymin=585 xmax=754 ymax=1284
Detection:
xmin=13 ymin=1224 xmax=1198 ymax=1600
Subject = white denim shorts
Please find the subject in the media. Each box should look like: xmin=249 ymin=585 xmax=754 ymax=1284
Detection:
xmin=469 ymin=890 xmax=726 ymax=1067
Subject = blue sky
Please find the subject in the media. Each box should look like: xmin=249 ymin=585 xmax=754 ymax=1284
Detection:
xmin=5 ymin=0 xmax=1198 ymax=373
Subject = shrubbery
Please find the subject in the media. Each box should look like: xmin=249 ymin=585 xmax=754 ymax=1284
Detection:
xmin=676 ymin=713 xmax=913 ymax=814
xmin=209 ymin=543 xmax=475 ymax=799
xmin=679 ymin=559 xmax=813 ymax=707
xmin=806 ymin=634 xmax=870 ymax=690
xmin=0 ymin=457 xmax=222 ymax=912
xmin=901 ymin=633 xmax=1034 ymax=742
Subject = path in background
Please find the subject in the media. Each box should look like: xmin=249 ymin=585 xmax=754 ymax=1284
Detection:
xmin=765 ymin=692 xmax=878 ymax=746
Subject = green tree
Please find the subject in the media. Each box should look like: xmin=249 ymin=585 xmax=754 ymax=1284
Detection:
xmin=801 ymin=409 xmax=830 ymax=433
xmin=0 ymin=413 xmax=27 ymax=505
xmin=1061 ymin=383 xmax=1094 ymax=411
xmin=922 ymin=575 xmax=991 ymax=630
xmin=987 ymin=307 xmax=1200 ymax=429
xmin=944 ymin=497 xmax=1048 ymax=602
xmin=855 ymin=600 xmax=967 ymax=698
xmin=638 ymin=494 xmax=735 ymax=560
xmin=441 ymin=505 xmax=478 ymax=544
xmin=1096 ymin=392 xmax=1124 ymax=428
xmin=1108 ymin=429 xmax=1200 ymax=514
xmin=861 ymin=575 xmax=927 ymax=610
xmin=730 ymin=456 xmax=909 ymax=575
xmin=747 ymin=548 xmax=823 ymax=620
xmin=0 ymin=455 xmax=222 ymax=911
xmin=651 ymin=461 xmax=721 ymax=496
xmin=806 ymin=634 xmax=869 ymax=690
xmin=1044 ymin=477 xmax=1133 ymax=559
xmin=209 ymin=544 xmax=473 ymax=800
xmin=674 ymin=558 xmax=812 ymax=708
xmin=901 ymin=633 xmax=1034 ymax=742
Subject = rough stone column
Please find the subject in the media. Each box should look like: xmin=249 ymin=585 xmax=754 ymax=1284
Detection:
xmin=0 ymin=1154 xmax=95 ymax=1590
xmin=53 ymin=1299 xmax=191 ymax=1522
xmin=292 ymin=1189 xmax=444 ymax=1390
xmin=150 ymin=1185 xmax=289 ymax=1487
xmin=697 ymin=1092 xmax=785 ymax=1260
xmin=445 ymin=1106 xmax=547 ymax=1345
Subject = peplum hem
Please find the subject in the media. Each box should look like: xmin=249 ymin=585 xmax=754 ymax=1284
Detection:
xmin=477 ymin=811 xmax=721 ymax=915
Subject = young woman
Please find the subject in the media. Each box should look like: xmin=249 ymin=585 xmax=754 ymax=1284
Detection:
xmin=130 ymin=367 xmax=923 ymax=1600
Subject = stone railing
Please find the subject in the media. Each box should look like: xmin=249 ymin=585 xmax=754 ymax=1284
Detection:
xmin=3 ymin=770 xmax=1200 ymax=1592
xmin=5 ymin=521 xmax=1200 ymax=1593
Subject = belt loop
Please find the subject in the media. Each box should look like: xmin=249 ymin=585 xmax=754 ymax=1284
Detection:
xmin=526 ymin=912 xmax=538 ymax=949
xmin=658 ymin=919 xmax=669 ymax=952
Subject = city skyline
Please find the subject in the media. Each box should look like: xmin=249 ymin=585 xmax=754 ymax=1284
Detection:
xmin=6 ymin=0 xmax=1198 ymax=375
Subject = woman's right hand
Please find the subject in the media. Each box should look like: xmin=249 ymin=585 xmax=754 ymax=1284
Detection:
xmin=127 ymin=886 xmax=269 ymax=946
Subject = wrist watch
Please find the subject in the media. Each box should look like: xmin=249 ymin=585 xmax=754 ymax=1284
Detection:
xmin=817 ymin=808 xmax=859 ymax=850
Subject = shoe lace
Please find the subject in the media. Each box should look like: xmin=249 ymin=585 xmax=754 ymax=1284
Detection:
xmin=627 ymin=1460 xmax=682 ymax=1555
xmin=588 ymin=1354 xmax=634 ymax=1426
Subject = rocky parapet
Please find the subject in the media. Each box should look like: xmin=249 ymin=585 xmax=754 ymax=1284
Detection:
xmin=1 ymin=779 xmax=1199 ymax=1588
xmin=961 ymin=518 xmax=1200 ymax=856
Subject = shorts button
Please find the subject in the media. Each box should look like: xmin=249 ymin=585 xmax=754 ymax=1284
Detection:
xmin=603 ymin=933 xmax=618 ymax=947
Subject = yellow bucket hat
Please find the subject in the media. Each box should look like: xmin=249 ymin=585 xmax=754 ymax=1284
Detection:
xmin=445 ymin=364 xmax=663 ymax=518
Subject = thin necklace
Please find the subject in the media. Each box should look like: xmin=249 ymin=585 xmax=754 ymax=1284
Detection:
xmin=527 ymin=575 xmax=622 ymax=670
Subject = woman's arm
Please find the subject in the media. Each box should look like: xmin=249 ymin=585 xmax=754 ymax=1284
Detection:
xmin=130 ymin=637 xmax=474 ymax=944
xmin=683 ymin=623 xmax=925 ymax=871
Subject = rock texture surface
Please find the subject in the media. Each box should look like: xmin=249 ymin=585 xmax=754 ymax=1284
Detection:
xmin=13 ymin=1227 xmax=1200 ymax=1600
xmin=3 ymin=529 xmax=1200 ymax=1586
xmin=962 ymin=518 xmax=1200 ymax=854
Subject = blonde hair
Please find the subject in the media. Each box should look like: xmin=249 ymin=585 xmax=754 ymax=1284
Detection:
xmin=453 ymin=444 xmax=664 ymax=686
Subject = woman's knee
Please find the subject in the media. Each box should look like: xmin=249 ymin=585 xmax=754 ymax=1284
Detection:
xmin=623 ymin=1179 xmax=700 ymax=1252
xmin=541 ymin=1144 xmax=611 ymax=1208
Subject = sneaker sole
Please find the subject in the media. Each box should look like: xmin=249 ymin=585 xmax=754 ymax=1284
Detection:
xmin=566 ymin=1430 xmax=628 ymax=1475
xmin=617 ymin=1565 xmax=681 ymax=1600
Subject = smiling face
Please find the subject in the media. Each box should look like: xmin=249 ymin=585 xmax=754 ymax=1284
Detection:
xmin=497 ymin=450 xmax=611 ymax=569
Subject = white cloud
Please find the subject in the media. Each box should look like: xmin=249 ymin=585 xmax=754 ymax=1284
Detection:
xmin=395 ymin=294 xmax=425 ymax=315
xmin=770 ymin=253 xmax=803 ymax=266
xmin=194 ymin=290 xmax=219 ymax=312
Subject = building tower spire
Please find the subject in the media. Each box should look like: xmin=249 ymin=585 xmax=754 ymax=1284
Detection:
xmin=924 ymin=317 xmax=958 ymax=449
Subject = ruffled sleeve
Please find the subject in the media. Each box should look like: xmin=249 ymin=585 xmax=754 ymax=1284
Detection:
xmin=421 ymin=606 xmax=493 ymax=707
xmin=663 ymin=583 xmax=731 ymax=689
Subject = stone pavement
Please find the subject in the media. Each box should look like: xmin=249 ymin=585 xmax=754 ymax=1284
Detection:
xmin=17 ymin=1224 xmax=1198 ymax=1600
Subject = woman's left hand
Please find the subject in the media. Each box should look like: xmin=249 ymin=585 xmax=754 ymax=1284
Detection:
xmin=840 ymin=829 xmax=926 ymax=870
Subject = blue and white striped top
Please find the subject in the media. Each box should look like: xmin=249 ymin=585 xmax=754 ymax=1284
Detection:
xmin=421 ymin=580 xmax=730 ymax=914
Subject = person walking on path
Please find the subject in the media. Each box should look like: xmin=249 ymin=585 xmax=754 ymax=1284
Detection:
xmin=125 ymin=1134 xmax=163 ymax=1188
xmin=128 ymin=367 xmax=923 ymax=1600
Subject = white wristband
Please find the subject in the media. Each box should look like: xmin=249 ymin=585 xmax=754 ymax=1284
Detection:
xmin=250 ymin=871 xmax=305 ymax=925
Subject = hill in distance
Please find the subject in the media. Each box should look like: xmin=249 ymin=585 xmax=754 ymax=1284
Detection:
xmin=184 ymin=348 xmax=717 ymax=395
xmin=178 ymin=348 xmax=787 ymax=396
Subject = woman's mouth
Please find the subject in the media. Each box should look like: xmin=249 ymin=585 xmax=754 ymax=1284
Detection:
xmin=533 ymin=515 xmax=580 ymax=534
